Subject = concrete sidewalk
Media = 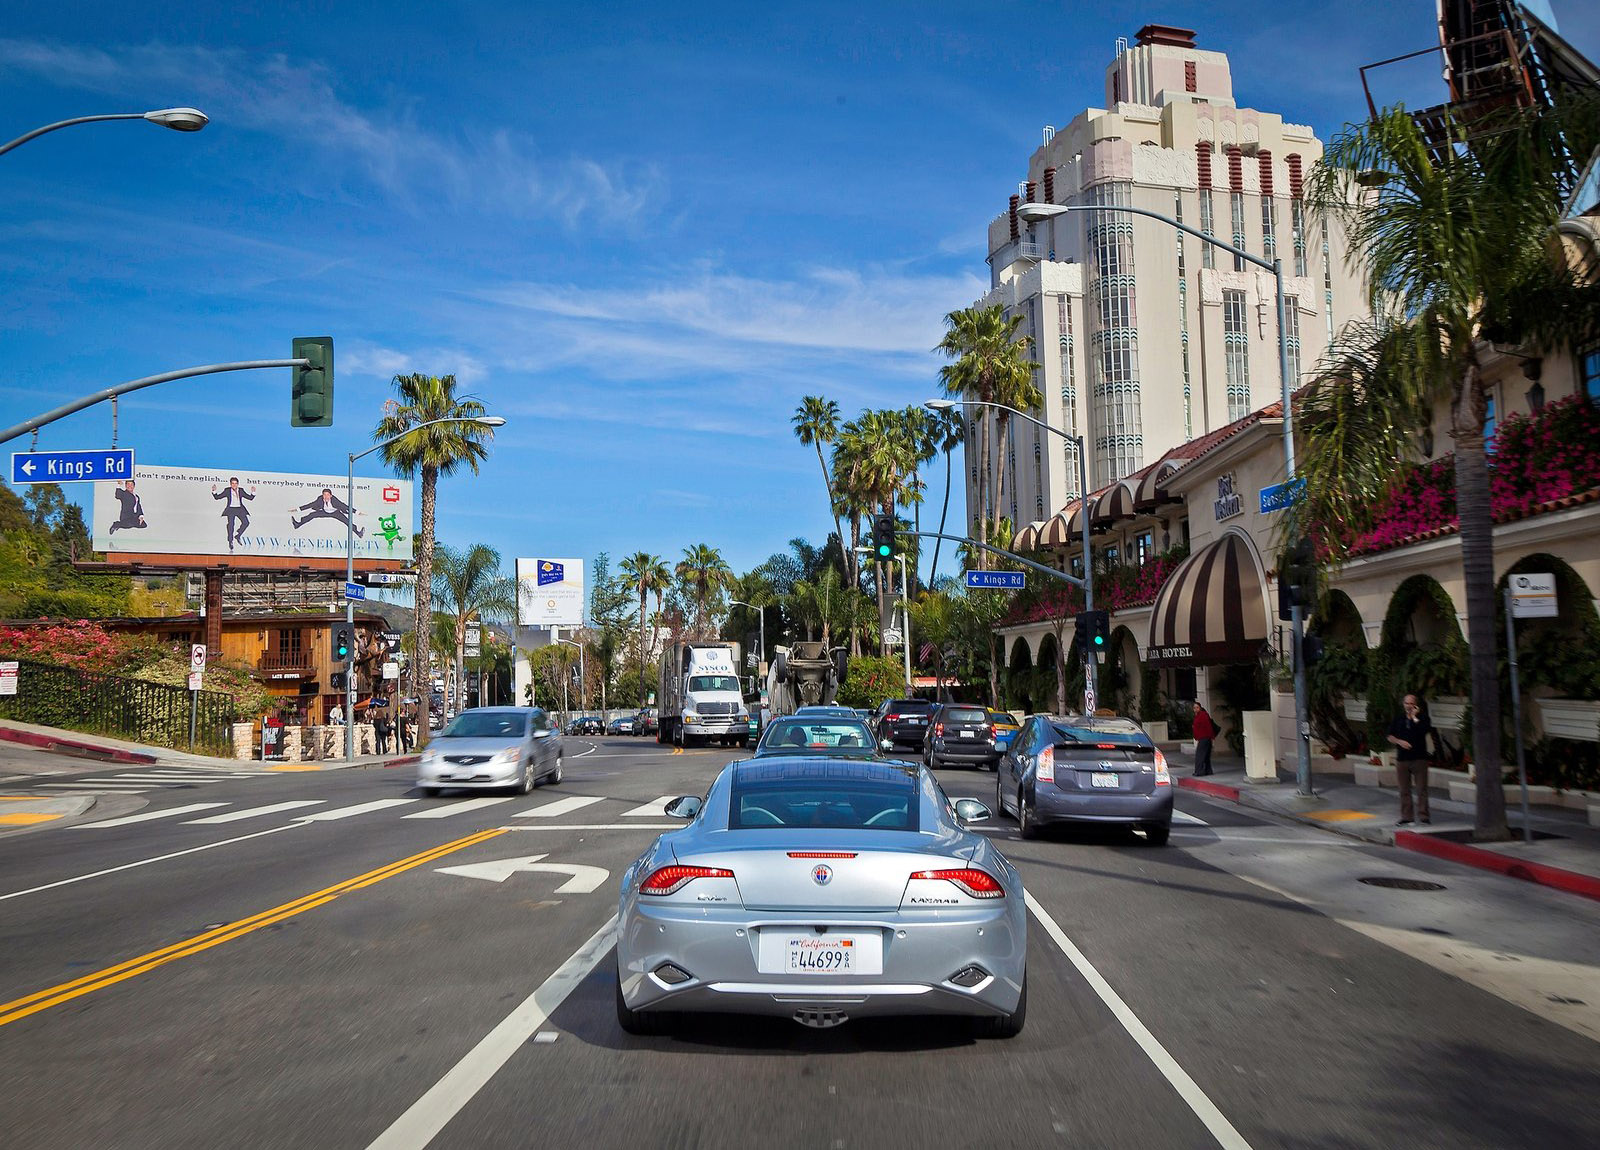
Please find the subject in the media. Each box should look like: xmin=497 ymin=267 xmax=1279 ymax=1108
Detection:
xmin=1169 ymin=748 xmax=1600 ymax=903
xmin=0 ymin=720 xmax=403 ymax=771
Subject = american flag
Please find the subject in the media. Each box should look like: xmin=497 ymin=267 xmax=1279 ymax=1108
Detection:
xmin=919 ymin=642 xmax=938 ymax=663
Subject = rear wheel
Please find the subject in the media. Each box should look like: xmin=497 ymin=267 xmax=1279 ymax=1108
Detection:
xmin=1018 ymin=791 xmax=1039 ymax=840
xmin=616 ymin=969 xmax=673 ymax=1036
xmin=1142 ymin=822 xmax=1170 ymax=846
xmin=972 ymin=971 xmax=1027 ymax=1039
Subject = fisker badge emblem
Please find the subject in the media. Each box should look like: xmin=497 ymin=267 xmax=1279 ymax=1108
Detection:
xmin=812 ymin=864 xmax=833 ymax=885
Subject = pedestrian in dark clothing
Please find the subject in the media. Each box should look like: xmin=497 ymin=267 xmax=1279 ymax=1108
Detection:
xmin=373 ymin=706 xmax=393 ymax=756
xmin=1191 ymin=703 xmax=1218 ymax=776
xmin=1386 ymin=694 xmax=1435 ymax=825
xmin=396 ymin=703 xmax=413 ymax=754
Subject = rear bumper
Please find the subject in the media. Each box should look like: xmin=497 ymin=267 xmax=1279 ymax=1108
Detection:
xmin=881 ymin=723 xmax=929 ymax=745
xmin=619 ymin=903 xmax=1025 ymax=1019
xmin=1034 ymin=786 xmax=1174 ymax=826
xmin=931 ymin=741 xmax=1000 ymax=766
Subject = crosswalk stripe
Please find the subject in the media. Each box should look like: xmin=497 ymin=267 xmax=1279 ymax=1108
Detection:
xmin=295 ymin=799 xmax=418 ymax=822
xmin=36 ymin=783 xmax=150 ymax=792
xmin=620 ymin=796 xmax=675 ymax=817
xmin=512 ymin=795 xmax=605 ymax=818
xmin=75 ymin=803 xmax=230 ymax=828
xmin=77 ymin=775 xmax=237 ymax=784
xmin=403 ymin=798 xmax=516 ymax=819
xmin=1171 ymin=810 xmax=1209 ymax=826
xmin=186 ymin=801 xmax=327 ymax=824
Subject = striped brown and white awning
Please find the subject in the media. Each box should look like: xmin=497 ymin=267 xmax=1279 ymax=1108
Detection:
xmin=1093 ymin=482 xmax=1137 ymax=526
xmin=1014 ymin=520 xmax=1045 ymax=551
xmin=1039 ymin=504 xmax=1078 ymax=548
xmin=1133 ymin=460 xmax=1184 ymax=510
xmin=1145 ymin=533 xmax=1270 ymax=667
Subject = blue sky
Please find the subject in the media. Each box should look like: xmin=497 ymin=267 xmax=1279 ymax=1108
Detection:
xmin=3 ymin=0 xmax=1597 ymax=585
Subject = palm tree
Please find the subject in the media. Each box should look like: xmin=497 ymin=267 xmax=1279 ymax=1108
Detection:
xmin=1305 ymin=101 xmax=1600 ymax=841
xmin=793 ymin=396 xmax=850 ymax=584
xmin=675 ymin=544 xmax=732 ymax=637
xmin=372 ymin=374 xmax=496 ymax=733
xmin=431 ymin=543 xmax=518 ymax=711
xmin=935 ymin=304 xmax=1038 ymax=563
xmin=619 ymin=551 xmax=670 ymax=705
xmin=925 ymin=406 xmax=965 ymax=586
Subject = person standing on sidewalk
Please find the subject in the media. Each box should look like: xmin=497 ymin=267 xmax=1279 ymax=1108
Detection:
xmin=396 ymin=701 xmax=413 ymax=754
xmin=1386 ymin=694 xmax=1435 ymax=825
xmin=1191 ymin=702 xmax=1218 ymax=776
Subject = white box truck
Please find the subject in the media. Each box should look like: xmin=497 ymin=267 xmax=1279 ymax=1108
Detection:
xmin=657 ymin=641 xmax=749 ymax=748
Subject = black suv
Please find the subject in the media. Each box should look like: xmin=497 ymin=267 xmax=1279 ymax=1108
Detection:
xmin=873 ymin=697 xmax=935 ymax=749
xmin=922 ymin=703 xmax=1000 ymax=770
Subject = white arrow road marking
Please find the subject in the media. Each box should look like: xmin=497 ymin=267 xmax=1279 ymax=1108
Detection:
xmin=434 ymin=853 xmax=610 ymax=893
xmin=75 ymin=803 xmax=229 ymax=828
xmin=620 ymin=796 xmax=675 ymax=817
xmin=512 ymin=795 xmax=604 ymax=818
xmin=365 ymin=915 xmax=617 ymax=1150
xmin=187 ymin=801 xmax=325 ymax=824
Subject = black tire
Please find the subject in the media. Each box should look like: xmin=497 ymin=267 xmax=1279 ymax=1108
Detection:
xmin=1018 ymin=791 xmax=1039 ymax=840
xmin=996 ymin=776 xmax=1008 ymax=818
xmin=1142 ymin=822 xmax=1170 ymax=846
xmin=972 ymin=971 xmax=1027 ymax=1039
xmin=616 ymin=971 xmax=672 ymax=1036
xmin=656 ymin=722 xmax=668 ymax=745
xmin=831 ymin=649 xmax=849 ymax=688
xmin=419 ymin=786 xmax=439 ymax=798
xmin=774 ymin=652 xmax=788 ymax=685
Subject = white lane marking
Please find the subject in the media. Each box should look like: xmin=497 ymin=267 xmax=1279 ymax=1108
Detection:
xmin=74 ymin=775 xmax=237 ymax=785
xmin=1025 ymin=891 xmax=1254 ymax=1150
xmin=187 ymin=801 xmax=326 ymax=824
xmin=403 ymin=798 xmax=516 ymax=819
xmin=620 ymin=796 xmax=674 ymax=817
xmin=296 ymin=799 xmax=418 ymax=822
xmin=0 ymin=823 xmax=301 ymax=903
xmin=1171 ymin=810 xmax=1209 ymax=826
xmin=365 ymin=915 xmax=618 ymax=1150
xmin=74 ymin=803 xmax=229 ymax=828
xmin=512 ymin=795 xmax=605 ymax=818
xmin=573 ymin=746 xmax=598 ymax=759
xmin=498 ymin=823 xmax=677 ymax=831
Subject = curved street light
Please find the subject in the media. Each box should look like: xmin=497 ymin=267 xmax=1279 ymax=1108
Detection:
xmin=0 ymin=107 xmax=210 ymax=158
xmin=344 ymin=415 xmax=506 ymax=760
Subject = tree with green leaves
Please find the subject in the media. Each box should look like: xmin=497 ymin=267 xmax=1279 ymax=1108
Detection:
xmin=431 ymin=543 xmax=518 ymax=712
xmin=372 ymin=373 xmax=497 ymax=732
xmin=1304 ymin=99 xmax=1600 ymax=840
xmin=619 ymin=551 xmax=670 ymax=705
xmin=675 ymin=544 xmax=733 ymax=638
xmin=792 ymin=396 xmax=850 ymax=585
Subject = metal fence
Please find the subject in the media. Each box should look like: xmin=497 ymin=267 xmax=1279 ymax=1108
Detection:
xmin=0 ymin=659 xmax=239 ymax=755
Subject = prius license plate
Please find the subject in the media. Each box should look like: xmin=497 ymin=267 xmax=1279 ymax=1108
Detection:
xmin=1091 ymin=772 xmax=1119 ymax=789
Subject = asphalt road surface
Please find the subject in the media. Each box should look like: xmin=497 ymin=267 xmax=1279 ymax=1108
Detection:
xmin=2 ymin=737 xmax=1597 ymax=1149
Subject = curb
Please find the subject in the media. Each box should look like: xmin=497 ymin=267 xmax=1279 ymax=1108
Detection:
xmin=1395 ymin=831 xmax=1600 ymax=904
xmin=1178 ymin=776 xmax=1241 ymax=801
xmin=387 ymin=755 xmax=420 ymax=768
xmin=0 ymin=725 xmax=158 ymax=765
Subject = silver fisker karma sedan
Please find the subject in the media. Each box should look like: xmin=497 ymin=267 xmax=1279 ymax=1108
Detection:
xmin=616 ymin=756 xmax=1027 ymax=1037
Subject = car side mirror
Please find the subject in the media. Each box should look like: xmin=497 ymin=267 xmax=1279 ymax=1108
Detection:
xmin=879 ymin=739 xmax=894 ymax=751
xmin=664 ymin=795 xmax=703 ymax=820
xmin=532 ymin=728 xmax=552 ymax=739
xmin=954 ymin=798 xmax=991 ymax=823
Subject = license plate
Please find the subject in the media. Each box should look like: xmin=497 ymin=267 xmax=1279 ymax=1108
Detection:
xmin=1091 ymin=772 xmax=1119 ymax=788
xmin=757 ymin=930 xmax=883 ymax=975
xmin=957 ymin=728 xmax=976 ymax=738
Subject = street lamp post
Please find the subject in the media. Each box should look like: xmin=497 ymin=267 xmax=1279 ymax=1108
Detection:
xmin=1016 ymin=200 xmax=1311 ymax=793
xmin=1 ymin=108 xmax=209 ymax=158
xmin=344 ymin=415 xmax=506 ymax=761
xmin=926 ymin=397 xmax=1096 ymax=713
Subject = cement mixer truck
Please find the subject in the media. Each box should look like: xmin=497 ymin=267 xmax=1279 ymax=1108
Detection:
xmin=766 ymin=641 xmax=849 ymax=718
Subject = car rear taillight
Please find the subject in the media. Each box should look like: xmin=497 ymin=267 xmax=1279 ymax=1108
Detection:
xmin=910 ymin=868 xmax=1005 ymax=898
xmin=933 ymin=722 xmax=944 ymax=736
xmin=984 ymin=724 xmax=995 ymax=739
xmin=886 ymin=713 xmax=900 ymax=722
xmin=1154 ymin=748 xmax=1171 ymax=786
xmin=639 ymin=865 xmax=734 ymax=895
xmin=787 ymin=851 xmax=858 ymax=859
xmin=1036 ymin=744 xmax=1055 ymax=782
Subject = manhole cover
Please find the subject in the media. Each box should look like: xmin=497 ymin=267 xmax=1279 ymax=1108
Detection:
xmin=1359 ymin=877 xmax=1447 ymax=891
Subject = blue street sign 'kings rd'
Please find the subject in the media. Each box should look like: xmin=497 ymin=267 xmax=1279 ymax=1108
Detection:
xmin=965 ymin=570 xmax=1026 ymax=590
xmin=11 ymin=449 xmax=135 ymax=484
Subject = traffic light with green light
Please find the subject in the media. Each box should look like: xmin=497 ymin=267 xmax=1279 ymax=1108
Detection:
xmin=291 ymin=336 xmax=334 ymax=427
xmin=331 ymin=623 xmax=354 ymax=663
xmin=873 ymin=513 xmax=896 ymax=560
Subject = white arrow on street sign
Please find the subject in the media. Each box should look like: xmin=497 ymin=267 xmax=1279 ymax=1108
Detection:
xmin=20 ymin=458 xmax=35 ymax=477
xmin=434 ymin=853 xmax=610 ymax=894
xmin=190 ymin=643 xmax=207 ymax=672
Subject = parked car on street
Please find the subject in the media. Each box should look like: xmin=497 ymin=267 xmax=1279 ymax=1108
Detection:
xmin=415 ymin=706 xmax=563 ymax=797
xmin=615 ymin=755 xmax=1026 ymax=1037
xmin=567 ymin=715 xmax=604 ymax=735
xmin=607 ymin=714 xmax=636 ymax=735
xmin=922 ymin=703 xmax=1001 ymax=771
xmin=634 ymin=708 xmax=660 ymax=737
xmin=872 ymin=697 xmax=936 ymax=750
xmin=995 ymin=714 xmax=1172 ymax=844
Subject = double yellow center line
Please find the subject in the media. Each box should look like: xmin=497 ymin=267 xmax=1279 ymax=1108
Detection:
xmin=0 ymin=826 xmax=507 ymax=1029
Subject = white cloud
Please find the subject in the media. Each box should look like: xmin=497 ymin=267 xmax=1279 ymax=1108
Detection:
xmin=0 ymin=38 xmax=662 ymax=225
xmin=342 ymin=344 xmax=487 ymax=387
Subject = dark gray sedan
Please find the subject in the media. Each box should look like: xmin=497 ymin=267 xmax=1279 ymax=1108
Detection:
xmin=415 ymin=706 xmax=563 ymax=796
xmin=995 ymin=714 xmax=1172 ymax=843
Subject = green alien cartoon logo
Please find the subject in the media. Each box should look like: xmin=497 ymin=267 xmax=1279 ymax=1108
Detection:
xmin=378 ymin=514 xmax=405 ymax=550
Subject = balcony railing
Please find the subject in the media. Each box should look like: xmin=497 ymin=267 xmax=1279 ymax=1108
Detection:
xmin=259 ymin=650 xmax=314 ymax=674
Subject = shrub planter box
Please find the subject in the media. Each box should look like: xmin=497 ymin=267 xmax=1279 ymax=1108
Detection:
xmin=1355 ymin=761 xmax=1396 ymax=788
xmin=1534 ymin=698 xmax=1600 ymax=743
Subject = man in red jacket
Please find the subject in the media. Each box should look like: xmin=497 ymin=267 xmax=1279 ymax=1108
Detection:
xmin=1192 ymin=702 xmax=1218 ymax=776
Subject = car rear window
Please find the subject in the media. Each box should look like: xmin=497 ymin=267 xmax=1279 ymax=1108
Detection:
xmin=729 ymin=776 xmax=919 ymax=831
xmin=943 ymin=707 xmax=987 ymax=723
xmin=760 ymin=719 xmax=875 ymax=751
xmin=886 ymin=700 xmax=932 ymax=713
xmin=1050 ymin=719 xmax=1153 ymax=759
